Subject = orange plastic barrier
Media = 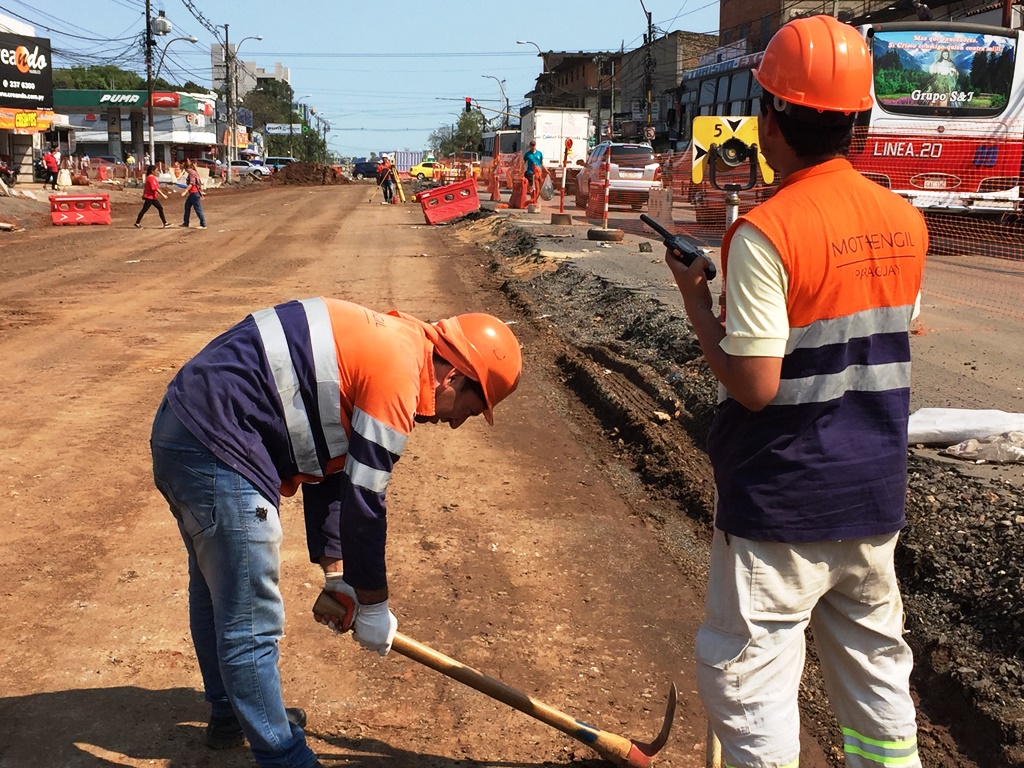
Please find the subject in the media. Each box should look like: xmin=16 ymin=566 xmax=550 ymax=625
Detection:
xmin=509 ymin=177 xmax=528 ymax=210
xmin=49 ymin=194 xmax=112 ymax=226
xmin=96 ymin=165 xmax=108 ymax=181
xmin=418 ymin=178 xmax=480 ymax=225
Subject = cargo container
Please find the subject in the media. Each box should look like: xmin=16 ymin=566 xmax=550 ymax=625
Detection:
xmin=381 ymin=150 xmax=424 ymax=174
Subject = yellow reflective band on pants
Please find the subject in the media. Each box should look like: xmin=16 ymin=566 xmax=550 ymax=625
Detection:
xmin=843 ymin=727 xmax=919 ymax=765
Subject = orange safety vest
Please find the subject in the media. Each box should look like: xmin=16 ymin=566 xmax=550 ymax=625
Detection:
xmin=712 ymin=157 xmax=928 ymax=542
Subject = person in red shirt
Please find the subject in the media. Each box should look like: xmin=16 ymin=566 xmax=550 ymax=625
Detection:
xmin=135 ymin=165 xmax=172 ymax=228
xmin=42 ymin=148 xmax=58 ymax=190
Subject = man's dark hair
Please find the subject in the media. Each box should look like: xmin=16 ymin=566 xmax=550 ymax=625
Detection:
xmin=762 ymin=97 xmax=856 ymax=159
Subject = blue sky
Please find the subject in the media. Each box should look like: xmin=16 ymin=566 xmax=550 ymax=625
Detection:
xmin=12 ymin=0 xmax=720 ymax=157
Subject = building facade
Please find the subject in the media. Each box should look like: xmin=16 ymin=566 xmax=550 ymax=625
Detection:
xmin=0 ymin=15 xmax=62 ymax=183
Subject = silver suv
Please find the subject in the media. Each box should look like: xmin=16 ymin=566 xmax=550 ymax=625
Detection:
xmin=574 ymin=142 xmax=662 ymax=210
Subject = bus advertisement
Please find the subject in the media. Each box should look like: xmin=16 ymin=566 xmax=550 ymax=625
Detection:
xmin=851 ymin=21 xmax=1024 ymax=214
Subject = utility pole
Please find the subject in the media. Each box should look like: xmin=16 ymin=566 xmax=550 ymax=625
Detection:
xmin=643 ymin=3 xmax=654 ymax=129
xmin=145 ymin=0 xmax=155 ymax=165
xmin=224 ymin=24 xmax=233 ymax=183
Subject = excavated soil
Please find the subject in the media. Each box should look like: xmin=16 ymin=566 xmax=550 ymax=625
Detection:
xmin=460 ymin=213 xmax=1024 ymax=768
xmin=271 ymin=161 xmax=350 ymax=185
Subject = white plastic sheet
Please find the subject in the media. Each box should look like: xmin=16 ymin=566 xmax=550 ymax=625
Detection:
xmin=908 ymin=408 xmax=1024 ymax=445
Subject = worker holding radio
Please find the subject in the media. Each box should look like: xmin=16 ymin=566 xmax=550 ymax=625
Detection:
xmin=664 ymin=15 xmax=928 ymax=768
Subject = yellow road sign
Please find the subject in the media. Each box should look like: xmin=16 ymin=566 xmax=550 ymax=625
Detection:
xmin=691 ymin=115 xmax=774 ymax=185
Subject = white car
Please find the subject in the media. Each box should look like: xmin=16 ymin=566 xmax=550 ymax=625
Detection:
xmin=574 ymin=142 xmax=662 ymax=210
xmin=228 ymin=159 xmax=271 ymax=178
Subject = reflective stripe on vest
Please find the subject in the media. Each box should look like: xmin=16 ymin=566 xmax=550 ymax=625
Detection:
xmin=775 ymin=304 xmax=914 ymax=405
xmin=346 ymin=406 xmax=408 ymax=493
xmin=253 ymin=298 xmax=349 ymax=476
xmin=843 ymin=727 xmax=919 ymax=765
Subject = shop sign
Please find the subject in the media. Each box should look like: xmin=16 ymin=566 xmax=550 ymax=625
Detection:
xmin=0 ymin=32 xmax=53 ymax=110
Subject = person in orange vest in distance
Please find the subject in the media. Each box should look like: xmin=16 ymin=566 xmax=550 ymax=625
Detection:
xmin=151 ymin=301 xmax=522 ymax=768
xmin=376 ymin=156 xmax=395 ymax=204
xmin=664 ymin=15 xmax=927 ymax=768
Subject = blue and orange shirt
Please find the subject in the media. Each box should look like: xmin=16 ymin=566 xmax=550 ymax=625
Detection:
xmin=165 ymin=298 xmax=438 ymax=590
xmin=711 ymin=158 xmax=928 ymax=542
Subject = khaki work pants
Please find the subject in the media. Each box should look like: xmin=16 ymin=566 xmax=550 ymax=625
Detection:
xmin=695 ymin=530 xmax=921 ymax=768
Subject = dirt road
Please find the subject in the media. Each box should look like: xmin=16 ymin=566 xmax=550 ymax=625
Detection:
xmin=0 ymin=183 xmax=838 ymax=768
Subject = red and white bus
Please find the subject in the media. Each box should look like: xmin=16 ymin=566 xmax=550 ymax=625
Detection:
xmin=852 ymin=21 xmax=1024 ymax=216
xmin=680 ymin=20 xmax=1024 ymax=222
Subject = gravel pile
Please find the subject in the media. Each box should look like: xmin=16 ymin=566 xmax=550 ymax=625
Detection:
xmin=491 ymin=243 xmax=1024 ymax=767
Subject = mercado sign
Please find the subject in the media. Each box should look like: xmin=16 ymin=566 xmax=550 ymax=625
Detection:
xmin=0 ymin=31 xmax=53 ymax=110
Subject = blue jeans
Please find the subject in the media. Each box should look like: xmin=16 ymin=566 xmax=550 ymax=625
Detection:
xmin=183 ymin=192 xmax=206 ymax=227
xmin=150 ymin=400 xmax=317 ymax=768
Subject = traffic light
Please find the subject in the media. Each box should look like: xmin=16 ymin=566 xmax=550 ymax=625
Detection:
xmin=465 ymin=97 xmax=472 ymax=113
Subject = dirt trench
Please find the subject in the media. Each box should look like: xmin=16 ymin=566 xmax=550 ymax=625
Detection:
xmin=457 ymin=213 xmax=1024 ymax=768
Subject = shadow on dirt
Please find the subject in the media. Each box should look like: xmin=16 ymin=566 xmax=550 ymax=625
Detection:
xmin=0 ymin=685 xmax=604 ymax=767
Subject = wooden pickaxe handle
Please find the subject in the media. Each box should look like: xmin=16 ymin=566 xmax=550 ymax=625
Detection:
xmin=313 ymin=591 xmax=674 ymax=767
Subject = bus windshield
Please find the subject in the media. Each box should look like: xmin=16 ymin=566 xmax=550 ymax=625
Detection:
xmin=869 ymin=26 xmax=1016 ymax=117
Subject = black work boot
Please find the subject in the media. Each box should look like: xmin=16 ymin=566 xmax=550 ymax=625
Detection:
xmin=205 ymin=707 xmax=308 ymax=749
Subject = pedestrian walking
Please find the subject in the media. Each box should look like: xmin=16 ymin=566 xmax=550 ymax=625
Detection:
xmin=151 ymin=300 xmax=522 ymax=768
xmin=523 ymin=140 xmax=546 ymax=204
xmin=134 ymin=165 xmax=172 ymax=228
xmin=663 ymin=15 xmax=928 ymax=768
xmin=181 ymin=160 xmax=207 ymax=229
xmin=42 ymin=147 xmax=58 ymax=190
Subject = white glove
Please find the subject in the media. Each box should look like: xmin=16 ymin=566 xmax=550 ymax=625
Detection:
xmin=352 ymin=600 xmax=398 ymax=656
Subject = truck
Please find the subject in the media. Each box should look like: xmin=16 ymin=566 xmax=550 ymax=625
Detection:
xmin=519 ymin=107 xmax=594 ymax=192
xmin=381 ymin=150 xmax=424 ymax=175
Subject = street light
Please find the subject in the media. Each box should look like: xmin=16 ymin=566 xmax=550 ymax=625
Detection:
xmin=516 ymin=40 xmax=546 ymax=73
xmin=145 ymin=3 xmax=173 ymax=167
xmin=222 ymin=26 xmax=262 ymax=183
xmin=154 ymin=35 xmax=198 ymax=81
xmin=481 ymin=75 xmax=509 ymax=129
xmin=291 ymin=94 xmax=312 ymax=159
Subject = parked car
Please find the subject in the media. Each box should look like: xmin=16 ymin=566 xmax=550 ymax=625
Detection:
xmin=409 ymin=160 xmax=440 ymax=180
xmin=264 ymin=156 xmax=299 ymax=172
xmin=350 ymin=160 xmax=379 ymax=180
xmin=227 ymin=159 xmax=271 ymax=178
xmin=93 ymin=156 xmax=126 ymax=166
xmin=574 ymin=142 xmax=662 ymax=210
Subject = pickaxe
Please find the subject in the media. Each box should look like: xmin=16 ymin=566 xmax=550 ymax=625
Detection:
xmin=313 ymin=592 xmax=677 ymax=767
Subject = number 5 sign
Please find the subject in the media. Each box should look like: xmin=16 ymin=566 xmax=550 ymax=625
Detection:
xmin=691 ymin=116 xmax=774 ymax=185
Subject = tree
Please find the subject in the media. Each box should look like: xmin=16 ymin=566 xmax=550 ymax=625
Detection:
xmin=54 ymin=64 xmax=208 ymax=93
xmin=429 ymin=110 xmax=486 ymax=157
xmin=53 ymin=65 xmax=145 ymax=90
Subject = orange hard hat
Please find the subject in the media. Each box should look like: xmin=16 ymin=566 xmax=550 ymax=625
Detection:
xmin=754 ymin=15 xmax=873 ymax=114
xmin=431 ymin=313 xmax=522 ymax=425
